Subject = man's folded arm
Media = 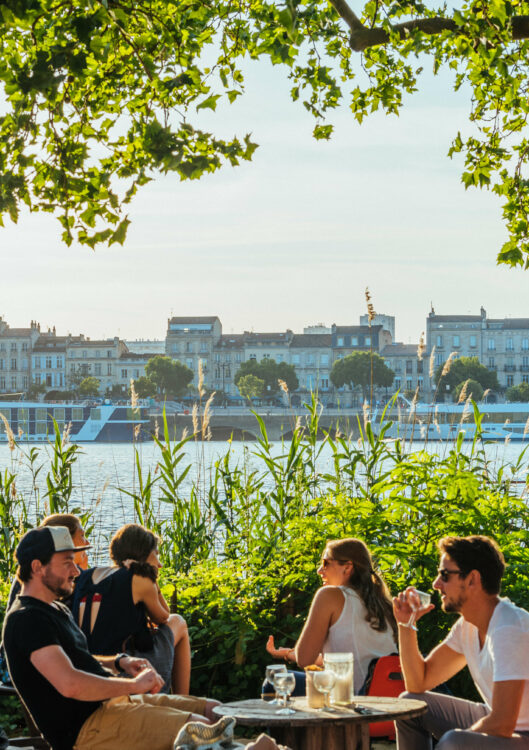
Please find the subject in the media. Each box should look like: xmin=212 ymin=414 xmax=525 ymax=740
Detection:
xmin=471 ymin=680 xmax=525 ymax=737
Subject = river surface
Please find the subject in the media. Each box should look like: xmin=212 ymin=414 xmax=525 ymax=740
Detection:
xmin=1 ymin=439 xmax=527 ymax=563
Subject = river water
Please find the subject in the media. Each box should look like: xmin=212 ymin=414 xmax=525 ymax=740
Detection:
xmin=1 ymin=439 xmax=527 ymax=563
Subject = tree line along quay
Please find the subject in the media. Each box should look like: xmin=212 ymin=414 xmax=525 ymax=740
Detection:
xmin=3 ymin=308 xmax=529 ymax=411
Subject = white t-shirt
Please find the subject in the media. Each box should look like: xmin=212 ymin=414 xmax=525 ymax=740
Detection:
xmin=443 ymin=597 xmax=529 ymax=731
xmin=322 ymin=586 xmax=396 ymax=693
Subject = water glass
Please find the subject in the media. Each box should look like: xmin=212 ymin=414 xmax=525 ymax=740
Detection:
xmin=273 ymin=671 xmax=296 ymax=715
xmin=264 ymin=664 xmax=287 ymax=704
xmin=312 ymin=670 xmax=336 ymax=711
xmin=323 ymin=652 xmax=354 ymax=706
xmin=407 ymin=588 xmax=431 ymax=630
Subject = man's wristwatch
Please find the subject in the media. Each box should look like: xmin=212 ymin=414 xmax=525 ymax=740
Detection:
xmin=114 ymin=653 xmax=128 ymax=672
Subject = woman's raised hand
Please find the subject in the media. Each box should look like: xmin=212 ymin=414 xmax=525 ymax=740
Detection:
xmin=266 ymin=635 xmax=293 ymax=661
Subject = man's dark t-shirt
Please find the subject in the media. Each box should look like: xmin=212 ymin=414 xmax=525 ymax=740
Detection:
xmin=2 ymin=596 xmax=109 ymax=750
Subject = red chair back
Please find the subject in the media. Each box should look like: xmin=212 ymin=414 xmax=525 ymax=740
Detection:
xmin=366 ymin=654 xmax=404 ymax=739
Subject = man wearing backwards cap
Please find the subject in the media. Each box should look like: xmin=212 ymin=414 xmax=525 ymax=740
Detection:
xmin=2 ymin=526 xmax=219 ymax=750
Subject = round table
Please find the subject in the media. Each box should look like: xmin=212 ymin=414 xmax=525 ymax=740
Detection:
xmin=213 ymin=695 xmax=426 ymax=750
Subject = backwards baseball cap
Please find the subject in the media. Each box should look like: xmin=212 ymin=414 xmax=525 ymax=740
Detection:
xmin=16 ymin=526 xmax=91 ymax=566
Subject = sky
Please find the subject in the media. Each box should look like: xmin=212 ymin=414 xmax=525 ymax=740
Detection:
xmin=1 ymin=52 xmax=528 ymax=345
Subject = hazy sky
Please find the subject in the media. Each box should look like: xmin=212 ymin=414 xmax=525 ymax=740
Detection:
xmin=2 ymin=54 xmax=528 ymax=345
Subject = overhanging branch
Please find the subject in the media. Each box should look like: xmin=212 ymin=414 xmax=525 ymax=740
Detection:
xmin=325 ymin=0 xmax=529 ymax=52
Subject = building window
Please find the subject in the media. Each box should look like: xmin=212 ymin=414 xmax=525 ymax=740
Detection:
xmin=292 ymin=354 xmax=300 ymax=365
xmin=320 ymin=354 xmax=329 ymax=366
xmin=46 ymin=356 xmax=52 ymax=369
xmin=215 ymin=353 xmax=220 ymax=362
xmin=406 ymin=378 xmax=412 ymax=390
xmin=321 ymin=378 xmax=329 ymax=389
xmin=453 ymin=335 xmax=460 ymax=347
xmin=523 ymin=375 xmax=529 ymax=384
xmin=249 ymin=354 xmax=256 ymax=361
xmin=56 ymin=356 xmax=63 ymax=368
xmin=488 ymin=357 xmax=495 ymax=367
xmin=107 ymin=350 xmax=112 ymax=358
xmin=395 ymin=378 xmax=401 ymax=389
xmin=337 ymin=337 xmax=344 ymax=347
xmin=186 ymin=342 xmax=192 ymax=353
xmin=69 ymin=350 xmax=74 ymax=358
xmin=436 ymin=335 xmax=443 ymax=347
xmin=186 ymin=358 xmax=193 ymax=370
xmin=351 ymin=337 xmax=358 ymax=346
xmin=23 ymin=376 xmax=28 ymax=388
xmin=10 ymin=343 xmax=16 ymax=352
xmin=507 ymin=357 xmax=514 ymax=366
xmin=418 ymin=376 xmax=424 ymax=388
xmin=523 ymin=338 xmax=529 ymax=351
xmin=107 ymin=364 xmax=112 ymax=375
xmin=172 ymin=344 xmax=178 ymax=354
xmin=22 ymin=343 xmax=28 ymax=352
xmin=11 ymin=359 xmax=17 ymax=370
xmin=307 ymin=354 xmax=315 ymax=366
xmin=406 ymin=360 xmax=413 ymax=374
xmin=470 ymin=335 xmax=477 ymax=348
xmin=236 ymin=353 xmax=241 ymax=362
xmin=121 ymin=369 xmax=127 ymax=378
xmin=133 ymin=369 xmax=139 ymax=378
xmin=523 ymin=356 xmax=529 ymax=367
xmin=417 ymin=360 xmax=423 ymax=374
xmin=436 ymin=354 xmax=443 ymax=366
xmin=488 ymin=339 xmax=495 ymax=350
xmin=0 ymin=376 xmax=4 ymax=389
xmin=11 ymin=376 xmax=16 ymax=389
xmin=82 ymin=350 xmax=87 ymax=358
xmin=507 ymin=375 xmax=514 ymax=387
xmin=34 ymin=374 xmax=41 ymax=384
xmin=200 ymin=343 xmax=208 ymax=353
xmin=506 ymin=338 xmax=514 ymax=351
xmin=95 ymin=364 xmax=102 ymax=375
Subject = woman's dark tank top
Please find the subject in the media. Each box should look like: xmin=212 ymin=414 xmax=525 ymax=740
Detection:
xmin=70 ymin=567 xmax=151 ymax=654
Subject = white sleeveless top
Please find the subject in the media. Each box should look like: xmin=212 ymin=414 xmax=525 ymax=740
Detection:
xmin=322 ymin=585 xmax=396 ymax=693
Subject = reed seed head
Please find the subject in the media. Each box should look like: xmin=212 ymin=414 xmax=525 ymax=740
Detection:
xmin=130 ymin=379 xmax=138 ymax=409
xmin=192 ymin=403 xmax=199 ymax=438
xmin=0 ymin=413 xmax=15 ymax=451
xmin=457 ymin=379 xmax=470 ymax=404
xmin=441 ymin=352 xmax=457 ymax=378
xmin=198 ymin=360 xmax=205 ymax=398
xmin=417 ymin=333 xmax=425 ymax=361
xmin=202 ymin=392 xmax=215 ymax=439
xmin=429 ymin=346 xmax=436 ymax=378
xmin=278 ymin=379 xmax=289 ymax=394
xmin=365 ymin=287 xmax=376 ymax=323
xmin=523 ymin=416 xmax=529 ymax=439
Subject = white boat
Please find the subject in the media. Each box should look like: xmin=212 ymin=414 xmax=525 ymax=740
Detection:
xmin=0 ymin=402 xmax=151 ymax=443
xmin=377 ymin=401 xmax=529 ymax=442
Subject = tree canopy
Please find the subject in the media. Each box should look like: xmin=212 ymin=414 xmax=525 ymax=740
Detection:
xmin=453 ymin=378 xmax=484 ymax=402
xmin=234 ymin=359 xmax=299 ymax=394
xmin=145 ymin=355 xmax=193 ymax=396
xmin=330 ymin=351 xmax=394 ymax=399
xmin=78 ymin=376 xmax=100 ymax=397
xmin=434 ymin=355 xmax=499 ymax=395
xmin=4 ymin=0 xmax=529 ymax=263
xmin=506 ymin=382 xmax=529 ymax=402
xmin=237 ymin=373 xmax=266 ymax=401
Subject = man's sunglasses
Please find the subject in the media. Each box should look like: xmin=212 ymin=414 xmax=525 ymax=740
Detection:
xmin=437 ymin=568 xmax=463 ymax=582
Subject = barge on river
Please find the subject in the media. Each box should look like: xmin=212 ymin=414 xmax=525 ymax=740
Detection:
xmin=0 ymin=402 xmax=151 ymax=443
xmin=379 ymin=401 xmax=529 ymax=442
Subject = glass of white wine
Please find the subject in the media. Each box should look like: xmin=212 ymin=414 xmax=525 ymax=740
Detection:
xmin=312 ymin=670 xmax=336 ymax=711
xmin=273 ymin=672 xmax=296 ymax=715
xmin=407 ymin=588 xmax=431 ymax=630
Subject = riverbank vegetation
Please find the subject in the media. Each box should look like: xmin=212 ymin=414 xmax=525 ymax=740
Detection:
xmin=1 ymin=399 xmax=529 ymax=718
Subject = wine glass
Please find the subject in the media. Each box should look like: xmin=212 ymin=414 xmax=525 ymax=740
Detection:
xmin=407 ymin=588 xmax=431 ymax=630
xmin=265 ymin=664 xmax=287 ymax=705
xmin=273 ymin=672 xmax=296 ymax=715
xmin=312 ymin=670 xmax=336 ymax=711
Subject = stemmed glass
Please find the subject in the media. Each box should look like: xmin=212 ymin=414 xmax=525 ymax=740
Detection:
xmin=273 ymin=672 xmax=296 ymax=715
xmin=265 ymin=664 xmax=287 ymax=705
xmin=312 ymin=670 xmax=336 ymax=711
xmin=407 ymin=589 xmax=431 ymax=630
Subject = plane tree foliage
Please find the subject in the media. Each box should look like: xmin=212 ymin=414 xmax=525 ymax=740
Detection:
xmin=4 ymin=0 xmax=529 ymax=263
xmin=145 ymin=355 xmax=193 ymax=396
xmin=434 ymin=355 xmax=500 ymax=394
xmin=330 ymin=351 xmax=394 ymax=399
xmin=234 ymin=358 xmax=299 ymax=394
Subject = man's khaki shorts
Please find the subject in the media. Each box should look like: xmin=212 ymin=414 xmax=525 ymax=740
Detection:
xmin=74 ymin=693 xmax=208 ymax=750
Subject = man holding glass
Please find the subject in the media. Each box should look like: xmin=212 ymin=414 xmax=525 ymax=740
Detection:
xmin=394 ymin=535 xmax=529 ymax=749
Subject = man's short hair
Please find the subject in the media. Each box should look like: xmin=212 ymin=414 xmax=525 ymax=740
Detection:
xmin=438 ymin=535 xmax=505 ymax=595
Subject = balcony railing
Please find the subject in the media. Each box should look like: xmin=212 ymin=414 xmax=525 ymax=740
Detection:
xmin=504 ymin=365 xmax=516 ymax=372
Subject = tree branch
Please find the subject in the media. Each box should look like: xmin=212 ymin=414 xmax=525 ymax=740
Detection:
xmin=325 ymin=0 xmax=529 ymax=52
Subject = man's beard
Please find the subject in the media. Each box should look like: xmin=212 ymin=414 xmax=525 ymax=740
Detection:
xmin=42 ymin=569 xmax=73 ymax=599
xmin=442 ymin=593 xmax=465 ymax=613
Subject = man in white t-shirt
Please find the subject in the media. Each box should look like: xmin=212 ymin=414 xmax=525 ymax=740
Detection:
xmin=394 ymin=535 xmax=529 ymax=749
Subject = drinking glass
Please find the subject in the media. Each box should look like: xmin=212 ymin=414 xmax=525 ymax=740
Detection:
xmin=265 ymin=664 xmax=287 ymax=705
xmin=407 ymin=588 xmax=431 ymax=630
xmin=273 ymin=672 xmax=296 ymax=715
xmin=312 ymin=670 xmax=336 ymax=711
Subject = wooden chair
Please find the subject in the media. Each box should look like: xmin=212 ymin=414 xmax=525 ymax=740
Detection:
xmin=0 ymin=684 xmax=49 ymax=750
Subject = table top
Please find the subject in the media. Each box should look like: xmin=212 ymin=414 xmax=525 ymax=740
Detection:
xmin=213 ymin=695 xmax=426 ymax=728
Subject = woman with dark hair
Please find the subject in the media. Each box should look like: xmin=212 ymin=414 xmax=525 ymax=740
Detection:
xmin=266 ymin=538 xmax=397 ymax=693
xmin=70 ymin=523 xmax=190 ymax=695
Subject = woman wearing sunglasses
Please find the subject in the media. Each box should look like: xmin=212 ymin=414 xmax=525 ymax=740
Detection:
xmin=266 ymin=538 xmax=397 ymax=694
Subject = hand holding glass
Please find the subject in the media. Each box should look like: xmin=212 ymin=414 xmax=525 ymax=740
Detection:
xmin=406 ymin=589 xmax=431 ymax=630
xmin=312 ymin=670 xmax=336 ymax=711
xmin=273 ymin=672 xmax=296 ymax=715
